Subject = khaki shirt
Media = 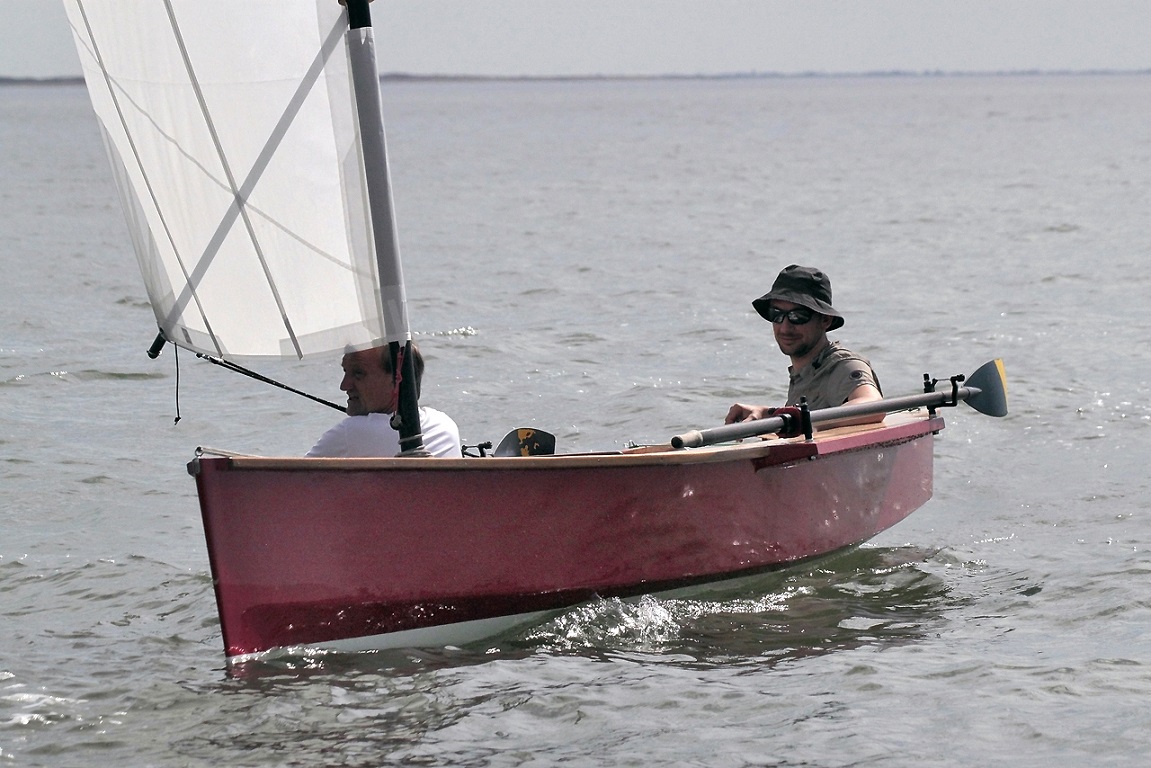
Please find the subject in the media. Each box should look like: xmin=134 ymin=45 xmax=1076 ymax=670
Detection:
xmin=787 ymin=341 xmax=881 ymax=411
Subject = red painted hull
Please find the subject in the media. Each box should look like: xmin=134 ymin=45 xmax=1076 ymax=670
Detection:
xmin=191 ymin=414 xmax=943 ymax=660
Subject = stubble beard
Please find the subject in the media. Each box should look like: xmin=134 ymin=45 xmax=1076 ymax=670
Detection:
xmin=776 ymin=334 xmax=818 ymax=360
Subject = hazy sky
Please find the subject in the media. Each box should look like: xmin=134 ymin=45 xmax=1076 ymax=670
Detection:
xmin=4 ymin=0 xmax=1151 ymax=79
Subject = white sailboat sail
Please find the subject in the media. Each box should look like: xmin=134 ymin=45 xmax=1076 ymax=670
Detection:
xmin=64 ymin=0 xmax=408 ymax=359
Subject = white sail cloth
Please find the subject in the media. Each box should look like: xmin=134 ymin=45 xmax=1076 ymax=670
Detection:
xmin=65 ymin=0 xmax=405 ymax=359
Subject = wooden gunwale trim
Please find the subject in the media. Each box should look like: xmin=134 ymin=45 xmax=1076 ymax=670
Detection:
xmin=194 ymin=411 xmax=942 ymax=473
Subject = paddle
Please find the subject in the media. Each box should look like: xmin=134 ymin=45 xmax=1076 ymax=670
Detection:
xmin=671 ymin=359 xmax=1008 ymax=450
xmin=494 ymin=428 xmax=558 ymax=457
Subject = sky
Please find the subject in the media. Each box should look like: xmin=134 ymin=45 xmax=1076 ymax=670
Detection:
xmin=4 ymin=0 xmax=1151 ymax=80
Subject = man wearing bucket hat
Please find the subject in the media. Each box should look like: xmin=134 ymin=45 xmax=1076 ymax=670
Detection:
xmin=726 ymin=265 xmax=882 ymax=424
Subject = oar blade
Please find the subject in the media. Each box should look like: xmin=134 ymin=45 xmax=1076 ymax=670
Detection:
xmin=964 ymin=359 xmax=1009 ymax=417
xmin=494 ymin=428 xmax=557 ymax=456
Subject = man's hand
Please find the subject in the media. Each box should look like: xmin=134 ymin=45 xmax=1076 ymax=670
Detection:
xmin=725 ymin=404 xmax=777 ymax=424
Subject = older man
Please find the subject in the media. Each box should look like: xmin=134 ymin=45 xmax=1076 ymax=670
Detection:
xmin=726 ymin=265 xmax=882 ymax=424
xmin=307 ymin=343 xmax=461 ymax=457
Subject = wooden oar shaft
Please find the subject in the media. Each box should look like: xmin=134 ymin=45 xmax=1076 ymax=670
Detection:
xmin=671 ymin=386 xmax=981 ymax=449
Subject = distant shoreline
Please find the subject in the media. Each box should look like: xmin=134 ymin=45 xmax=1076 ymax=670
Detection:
xmin=3 ymin=69 xmax=1149 ymax=86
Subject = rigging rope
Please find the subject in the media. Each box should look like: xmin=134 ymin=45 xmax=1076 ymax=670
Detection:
xmin=173 ymin=343 xmax=182 ymax=425
xmin=149 ymin=331 xmax=344 ymax=418
xmin=194 ymin=352 xmax=345 ymax=412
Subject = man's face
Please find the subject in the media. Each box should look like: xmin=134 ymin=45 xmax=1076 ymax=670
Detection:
xmin=340 ymin=348 xmax=395 ymax=416
xmin=769 ymin=300 xmax=832 ymax=359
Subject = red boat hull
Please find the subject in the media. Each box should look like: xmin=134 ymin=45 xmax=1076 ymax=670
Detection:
xmin=191 ymin=414 xmax=942 ymax=660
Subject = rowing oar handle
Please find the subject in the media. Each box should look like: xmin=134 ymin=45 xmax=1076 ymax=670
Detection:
xmin=671 ymin=414 xmax=790 ymax=449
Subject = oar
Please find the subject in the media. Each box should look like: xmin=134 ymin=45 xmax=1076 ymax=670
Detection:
xmin=671 ymin=359 xmax=1008 ymax=450
xmin=494 ymin=428 xmax=557 ymax=457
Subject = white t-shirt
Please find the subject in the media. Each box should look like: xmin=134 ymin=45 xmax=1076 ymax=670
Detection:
xmin=306 ymin=407 xmax=462 ymax=458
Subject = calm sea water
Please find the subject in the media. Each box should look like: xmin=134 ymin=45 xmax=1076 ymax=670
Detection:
xmin=3 ymin=74 xmax=1151 ymax=766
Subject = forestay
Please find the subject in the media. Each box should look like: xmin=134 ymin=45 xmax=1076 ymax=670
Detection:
xmin=65 ymin=0 xmax=405 ymax=359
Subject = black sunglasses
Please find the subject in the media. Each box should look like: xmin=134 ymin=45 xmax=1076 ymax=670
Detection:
xmin=765 ymin=305 xmax=816 ymax=325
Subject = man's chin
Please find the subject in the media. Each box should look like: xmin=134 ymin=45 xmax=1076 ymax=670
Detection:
xmin=777 ymin=340 xmax=814 ymax=358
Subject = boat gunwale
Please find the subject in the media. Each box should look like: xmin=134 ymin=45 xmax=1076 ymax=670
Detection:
xmin=190 ymin=411 xmax=944 ymax=473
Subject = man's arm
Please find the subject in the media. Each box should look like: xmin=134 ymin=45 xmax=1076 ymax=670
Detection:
xmin=834 ymin=381 xmax=885 ymax=425
xmin=845 ymin=381 xmax=882 ymax=405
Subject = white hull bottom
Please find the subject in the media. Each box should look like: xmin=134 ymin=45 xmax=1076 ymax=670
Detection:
xmin=227 ymin=609 xmax=557 ymax=665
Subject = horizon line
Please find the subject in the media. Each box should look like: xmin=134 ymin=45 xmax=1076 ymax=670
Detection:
xmin=4 ymin=68 xmax=1150 ymax=86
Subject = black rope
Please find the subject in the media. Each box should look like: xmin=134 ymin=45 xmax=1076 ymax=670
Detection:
xmin=173 ymin=343 xmax=182 ymax=424
xmin=194 ymin=352 xmax=345 ymax=412
xmin=150 ymin=330 xmax=344 ymax=417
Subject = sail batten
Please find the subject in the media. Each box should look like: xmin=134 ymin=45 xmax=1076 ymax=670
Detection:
xmin=66 ymin=0 xmax=393 ymax=360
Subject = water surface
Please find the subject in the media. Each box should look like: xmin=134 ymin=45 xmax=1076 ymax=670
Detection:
xmin=3 ymin=74 xmax=1150 ymax=766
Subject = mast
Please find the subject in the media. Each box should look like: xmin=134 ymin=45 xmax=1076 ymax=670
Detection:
xmin=344 ymin=0 xmax=425 ymax=455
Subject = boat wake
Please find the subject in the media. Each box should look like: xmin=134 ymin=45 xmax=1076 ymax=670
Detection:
xmin=512 ymin=545 xmax=953 ymax=666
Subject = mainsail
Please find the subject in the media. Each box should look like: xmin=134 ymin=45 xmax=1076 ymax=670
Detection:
xmin=65 ymin=0 xmax=408 ymax=360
